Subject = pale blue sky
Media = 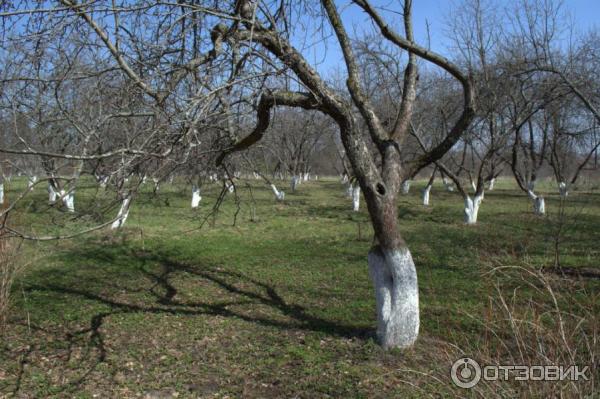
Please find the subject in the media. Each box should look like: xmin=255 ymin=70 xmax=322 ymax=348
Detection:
xmin=306 ymin=0 xmax=600 ymax=76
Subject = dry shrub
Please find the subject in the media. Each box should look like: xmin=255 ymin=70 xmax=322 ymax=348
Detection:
xmin=395 ymin=262 xmax=597 ymax=398
xmin=0 ymin=236 xmax=23 ymax=333
xmin=453 ymin=263 xmax=597 ymax=397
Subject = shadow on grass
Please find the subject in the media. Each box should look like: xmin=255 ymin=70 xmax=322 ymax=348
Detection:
xmin=14 ymin=245 xmax=372 ymax=395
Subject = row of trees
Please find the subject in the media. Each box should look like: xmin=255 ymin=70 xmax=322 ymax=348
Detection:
xmin=0 ymin=0 xmax=598 ymax=349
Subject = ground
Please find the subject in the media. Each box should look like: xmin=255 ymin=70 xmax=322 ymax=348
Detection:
xmin=0 ymin=177 xmax=598 ymax=398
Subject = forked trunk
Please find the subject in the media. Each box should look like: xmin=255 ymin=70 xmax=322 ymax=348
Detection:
xmin=60 ymin=190 xmax=75 ymax=212
xmin=28 ymin=175 xmax=38 ymax=189
xmin=464 ymin=194 xmax=482 ymax=224
xmin=368 ymin=246 xmax=419 ymax=349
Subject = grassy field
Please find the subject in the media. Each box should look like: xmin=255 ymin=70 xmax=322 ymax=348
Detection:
xmin=0 ymin=177 xmax=598 ymax=398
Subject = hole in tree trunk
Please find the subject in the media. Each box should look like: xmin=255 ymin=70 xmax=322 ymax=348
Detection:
xmin=376 ymin=183 xmax=386 ymax=196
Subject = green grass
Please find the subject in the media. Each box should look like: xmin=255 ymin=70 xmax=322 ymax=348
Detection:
xmin=0 ymin=177 xmax=598 ymax=397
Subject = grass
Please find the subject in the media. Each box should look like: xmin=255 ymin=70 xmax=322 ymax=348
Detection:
xmin=0 ymin=176 xmax=598 ymax=398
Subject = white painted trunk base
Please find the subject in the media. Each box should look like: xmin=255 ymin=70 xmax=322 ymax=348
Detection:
xmin=270 ymin=184 xmax=285 ymax=201
xmin=528 ymin=190 xmax=545 ymax=215
xmin=488 ymin=178 xmax=495 ymax=191
xmin=290 ymin=176 xmax=299 ymax=192
xmin=28 ymin=176 xmax=38 ymax=189
xmin=401 ymin=180 xmax=410 ymax=195
xmin=345 ymin=183 xmax=353 ymax=198
xmin=464 ymin=195 xmax=482 ymax=224
xmin=422 ymin=185 xmax=432 ymax=206
xmin=352 ymin=186 xmax=360 ymax=211
xmin=368 ymin=248 xmax=419 ymax=349
xmin=60 ymin=190 xmax=75 ymax=212
xmin=48 ymin=184 xmax=57 ymax=204
xmin=559 ymin=182 xmax=568 ymax=198
xmin=443 ymin=177 xmax=455 ymax=192
xmin=111 ymin=198 xmax=131 ymax=229
xmin=100 ymin=176 xmax=109 ymax=188
xmin=0 ymin=183 xmax=4 ymax=204
xmin=191 ymin=186 xmax=202 ymax=208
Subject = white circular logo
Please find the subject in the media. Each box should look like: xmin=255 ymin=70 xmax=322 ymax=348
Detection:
xmin=451 ymin=357 xmax=482 ymax=388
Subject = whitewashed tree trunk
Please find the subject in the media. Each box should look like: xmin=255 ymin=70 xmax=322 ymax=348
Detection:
xmin=111 ymin=197 xmax=131 ymax=229
xmin=463 ymin=194 xmax=482 ymax=224
xmin=0 ymin=183 xmax=4 ymax=204
xmin=303 ymin=173 xmax=309 ymax=181
xmin=470 ymin=180 xmax=477 ymax=192
xmin=60 ymin=190 xmax=75 ymax=212
xmin=191 ymin=185 xmax=202 ymax=208
xmin=368 ymin=247 xmax=419 ymax=349
xmin=422 ymin=185 xmax=432 ymax=206
xmin=290 ymin=176 xmax=299 ymax=192
xmin=488 ymin=178 xmax=495 ymax=191
xmin=401 ymin=180 xmax=410 ymax=194
xmin=48 ymin=183 xmax=57 ymax=204
xmin=141 ymin=175 xmax=147 ymax=184
xmin=527 ymin=190 xmax=546 ymax=215
xmin=341 ymin=174 xmax=348 ymax=184
xmin=352 ymin=186 xmax=360 ymax=211
xmin=345 ymin=183 xmax=353 ymax=198
xmin=442 ymin=177 xmax=454 ymax=192
xmin=152 ymin=178 xmax=160 ymax=192
xmin=27 ymin=175 xmax=38 ymax=189
xmin=100 ymin=176 xmax=109 ymax=188
xmin=558 ymin=182 xmax=568 ymax=198
xmin=169 ymin=175 xmax=175 ymax=184
xmin=270 ymin=184 xmax=285 ymax=201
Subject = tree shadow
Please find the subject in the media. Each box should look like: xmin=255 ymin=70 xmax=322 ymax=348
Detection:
xmin=13 ymin=246 xmax=372 ymax=394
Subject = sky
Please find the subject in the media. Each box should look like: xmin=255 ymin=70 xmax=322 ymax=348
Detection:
xmin=308 ymin=0 xmax=600 ymax=76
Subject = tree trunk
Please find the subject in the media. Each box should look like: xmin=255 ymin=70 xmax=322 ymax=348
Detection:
xmin=422 ymin=184 xmax=432 ymax=206
xmin=463 ymin=194 xmax=482 ymax=224
xmin=488 ymin=178 xmax=495 ymax=191
xmin=60 ymin=190 xmax=75 ymax=212
xmin=345 ymin=183 xmax=353 ymax=198
xmin=27 ymin=175 xmax=38 ymax=189
xmin=368 ymin=246 xmax=419 ymax=349
xmin=111 ymin=197 xmax=131 ymax=229
xmin=191 ymin=185 xmax=201 ymax=208
xmin=401 ymin=180 xmax=410 ymax=195
xmin=442 ymin=176 xmax=455 ymax=192
xmin=352 ymin=185 xmax=360 ymax=211
xmin=270 ymin=184 xmax=285 ymax=201
xmin=558 ymin=182 xmax=568 ymax=198
xmin=527 ymin=190 xmax=545 ymax=215
xmin=0 ymin=183 xmax=4 ymax=205
xmin=48 ymin=183 xmax=57 ymax=205
xmin=290 ymin=176 xmax=299 ymax=192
